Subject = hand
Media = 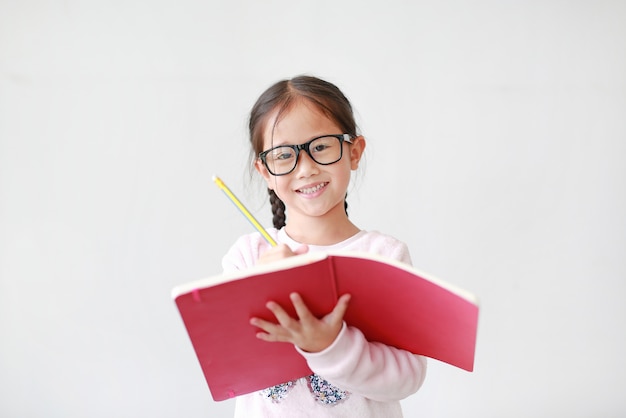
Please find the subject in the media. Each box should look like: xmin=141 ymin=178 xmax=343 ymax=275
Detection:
xmin=257 ymin=244 xmax=309 ymax=265
xmin=250 ymin=292 xmax=351 ymax=353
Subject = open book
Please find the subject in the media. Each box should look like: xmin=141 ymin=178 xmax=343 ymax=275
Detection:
xmin=172 ymin=251 xmax=479 ymax=401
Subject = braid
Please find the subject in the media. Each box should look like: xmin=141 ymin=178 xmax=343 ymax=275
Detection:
xmin=344 ymin=193 xmax=348 ymax=216
xmin=268 ymin=188 xmax=286 ymax=229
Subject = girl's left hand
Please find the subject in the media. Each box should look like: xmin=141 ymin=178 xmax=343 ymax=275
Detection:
xmin=250 ymin=292 xmax=351 ymax=353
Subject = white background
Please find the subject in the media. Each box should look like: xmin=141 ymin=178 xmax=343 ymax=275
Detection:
xmin=1 ymin=1 xmax=625 ymax=417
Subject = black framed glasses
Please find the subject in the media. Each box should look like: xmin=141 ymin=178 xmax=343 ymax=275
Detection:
xmin=258 ymin=133 xmax=354 ymax=176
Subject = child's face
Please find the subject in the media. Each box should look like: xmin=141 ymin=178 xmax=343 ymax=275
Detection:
xmin=255 ymin=99 xmax=365 ymax=226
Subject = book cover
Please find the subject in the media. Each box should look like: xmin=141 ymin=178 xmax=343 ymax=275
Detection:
xmin=172 ymin=251 xmax=479 ymax=401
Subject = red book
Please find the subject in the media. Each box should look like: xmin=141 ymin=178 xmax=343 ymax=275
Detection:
xmin=172 ymin=251 xmax=479 ymax=402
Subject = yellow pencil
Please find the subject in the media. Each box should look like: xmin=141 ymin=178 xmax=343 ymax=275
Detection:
xmin=212 ymin=175 xmax=278 ymax=247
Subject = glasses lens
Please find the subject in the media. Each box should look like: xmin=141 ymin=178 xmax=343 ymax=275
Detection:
xmin=265 ymin=146 xmax=297 ymax=175
xmin=309 ymin=136 xmax=342 ymax=165
xmin=262 ymin=136 xmax=345 ymax=175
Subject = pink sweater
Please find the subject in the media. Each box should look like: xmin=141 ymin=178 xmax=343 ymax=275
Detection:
xmin=222 ymin=228 xmax=427 ymax=418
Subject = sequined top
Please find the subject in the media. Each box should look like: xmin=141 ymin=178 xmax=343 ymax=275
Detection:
xmin=222 ymin=228 xmax=427 ymax=418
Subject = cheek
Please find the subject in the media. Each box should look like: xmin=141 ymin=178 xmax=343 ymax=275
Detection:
xmin=333 ymin=164 xmax=353 ymax=188
xmin=268 ymin=177 xmax=290 ymax=195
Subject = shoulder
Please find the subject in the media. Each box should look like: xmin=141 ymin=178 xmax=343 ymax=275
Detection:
xmin=221 ymin=228 xmax=280 ymax=272
xmin=350 ymin=231 xmax=413 ymax=265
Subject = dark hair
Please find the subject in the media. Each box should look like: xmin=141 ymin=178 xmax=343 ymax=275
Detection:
xmin=249 ymin=75 xmax=358 ymax=229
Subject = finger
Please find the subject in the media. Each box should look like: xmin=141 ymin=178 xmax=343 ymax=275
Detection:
xmin=255 ymin=329 xmax=294 ymax=343
xmin=265 ymin=300 xmax=298 ymax=329
xmin=293 ymin=244 xmax=309 ymax=255
xmin=250 ymin=317 xmax=281 ymax=334
xmin=257 ymin=244 xmax=296 ymax=265
xmin=275 ymin=244 xmax=296 ymax=256
xmin=250 ymin=317 xmax=292 ymax=342
xmin=290 ymin=292 xmax=315 ymax=322
xmin=254 ymin=328 xmax=291 ymax=342
xmin=326 ymin=294 xmax=351 ymax=323
xmin=255 ymin=331 xmax=279 ymax=342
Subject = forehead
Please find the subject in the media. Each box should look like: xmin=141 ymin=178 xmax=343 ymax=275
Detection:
xmin=262 ymin=99 xmax=340 ymax=147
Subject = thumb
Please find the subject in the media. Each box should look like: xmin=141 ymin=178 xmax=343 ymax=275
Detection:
xmin=325 ymin=294 xmax=351 ymax=324
xmin=293 ymin=244 xmax=309 ymax=255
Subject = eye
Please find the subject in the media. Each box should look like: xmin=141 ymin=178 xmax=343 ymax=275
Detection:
xmin=271 ymin=147 xmax=295 ymax=161
xmin=310 ymin=137 xmax=336 ymax=154
xmin=312 ymin=143 xmax=330 ymax=152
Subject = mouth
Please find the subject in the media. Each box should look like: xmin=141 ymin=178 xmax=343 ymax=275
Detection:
xmin=296 ymin=182 xmax=328 ymax=195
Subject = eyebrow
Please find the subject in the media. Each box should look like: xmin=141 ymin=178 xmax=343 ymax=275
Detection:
xmin=269 ymin=133 xmax=333 ymax=148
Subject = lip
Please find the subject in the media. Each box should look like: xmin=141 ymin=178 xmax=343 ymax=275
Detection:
xmin=295 ymin=182 xmax=328 ymax=196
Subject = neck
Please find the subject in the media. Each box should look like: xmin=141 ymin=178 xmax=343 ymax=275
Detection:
xmin=284 ymin=210 xmax=360 ymax=246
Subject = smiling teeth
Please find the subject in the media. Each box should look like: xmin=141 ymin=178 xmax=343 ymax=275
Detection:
xmin=298 ymin=183 xmax=326 ymax=194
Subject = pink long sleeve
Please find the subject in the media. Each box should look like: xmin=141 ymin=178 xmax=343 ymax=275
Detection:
xmin=298 ymin=323 xmax=427 ymax=402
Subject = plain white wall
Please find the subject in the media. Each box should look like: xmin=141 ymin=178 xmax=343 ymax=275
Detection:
xmin=1 ymin=1 xmax=625 ymax=417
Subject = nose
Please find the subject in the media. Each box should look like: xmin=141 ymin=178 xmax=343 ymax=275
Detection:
xmin=294 ymin=149 xmax=319 ymax=177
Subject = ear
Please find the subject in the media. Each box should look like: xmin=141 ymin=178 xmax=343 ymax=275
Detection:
xmin=349 ymin=135 xmax=366 ymax=170
xmin=254 ymin=158 xmax=273 ymax=189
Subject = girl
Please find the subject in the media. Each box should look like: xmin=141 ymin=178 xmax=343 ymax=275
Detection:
xmin=222 ymin=75 xmax=427 ymax=418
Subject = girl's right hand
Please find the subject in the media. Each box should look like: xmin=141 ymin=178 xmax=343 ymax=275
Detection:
xmin=257 ymin=243 xmax=309 ymax=265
